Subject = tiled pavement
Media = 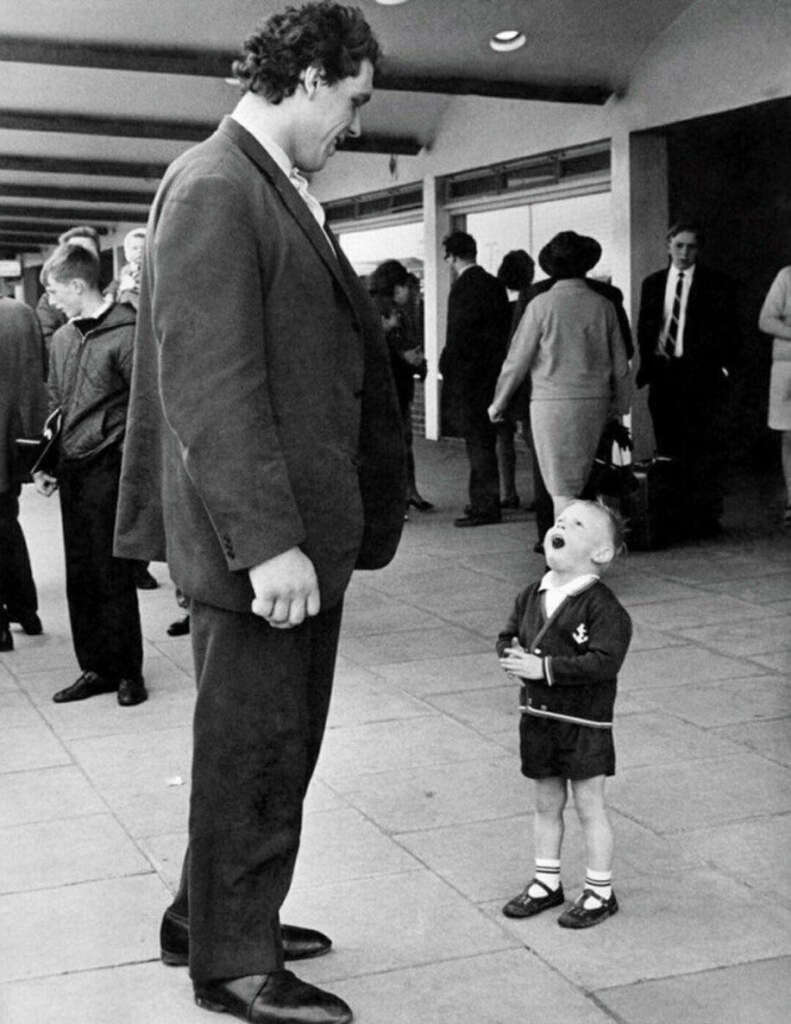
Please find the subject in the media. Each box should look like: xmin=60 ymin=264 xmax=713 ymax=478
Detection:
xmin=1 ymin=437 xmax=790 ymax=1024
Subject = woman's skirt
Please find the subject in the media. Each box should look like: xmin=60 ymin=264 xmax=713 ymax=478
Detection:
xmin=768 ymin=360 xmax=791 ymax=431
xmin=530 ymin=396 xmax=610 ymax=496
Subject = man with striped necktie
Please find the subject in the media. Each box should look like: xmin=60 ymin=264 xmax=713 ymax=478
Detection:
xmin=636 ymin=221 xmax=739 ymax=538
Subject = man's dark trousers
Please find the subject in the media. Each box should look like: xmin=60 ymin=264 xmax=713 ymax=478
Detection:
xmin=465 ymin=412 xmax=501 ymax=518
xmin=0 ymin=487 xmax=38 ymax=621
xmin=167 ymin=598 xmax=344 ymax=984
xmin=58 ymin=448 xmax=142 ymax=680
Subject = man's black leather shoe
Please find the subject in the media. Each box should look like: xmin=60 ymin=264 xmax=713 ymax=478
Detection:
xmin=453 ymin=513 xmax=502 ymax=528
xmin=53 ymin=671 xmax=115 ymax=703
xmin=166 ymin=615 xmax=190 ymax=637
xmin=13 ymin=612 xmax=43 ymax=635
xmin=0 ymin=621 xmax=12 ymax=652
xmin=117 ymin=676 xmax=148 ymax=706
xmin=160 ymin=910 xmax=332 ymax=966
xmin=194 ymin=971 xmax=352 ymax=1024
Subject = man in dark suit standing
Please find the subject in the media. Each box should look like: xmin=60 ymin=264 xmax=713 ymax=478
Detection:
xmin=636 ymin=221 xmax=738 ymax=537
xmin=439 ymin=231 xmax=511 ymax=526
xmin=115 ymin=5 xmax=405 ymax=1023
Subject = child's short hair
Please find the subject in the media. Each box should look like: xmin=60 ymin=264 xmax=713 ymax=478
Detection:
xmin=577 ymin=498 xmax=627 ymax=560
xmin=41 ymin=243 xmax=101 ymax=290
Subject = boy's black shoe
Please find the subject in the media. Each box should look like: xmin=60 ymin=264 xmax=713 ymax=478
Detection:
xmin=557 ymin=889 xmax=618 ymax=928
xmin=502 ymin=878 xmax=564 ymax=918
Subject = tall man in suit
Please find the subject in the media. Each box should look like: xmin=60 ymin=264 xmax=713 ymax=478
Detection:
xmin=636 ymin=222 xmax=738 ymax=537
xmin=439 ymin=231 xmax=511 ymax=526
xmin=114 ymin=5 xmax=405 ymax=1023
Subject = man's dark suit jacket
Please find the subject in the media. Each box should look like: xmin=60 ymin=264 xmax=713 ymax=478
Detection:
xmin=439 ymin=264 xmax=510 ymax=435
xmin=636 ymin=264 xmax=737 ymax=390
xmin=115 ymin=117 xmax=405 ymax=613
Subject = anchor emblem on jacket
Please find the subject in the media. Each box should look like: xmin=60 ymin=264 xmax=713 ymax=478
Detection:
xmin=572 ymin=623 xmax=589 ymax=645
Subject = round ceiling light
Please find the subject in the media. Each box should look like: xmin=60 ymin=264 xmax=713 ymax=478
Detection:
xmin=374 ymin=1 xmax=411 ymax=5
xmin=490 ymin=29 xmax=526 ymax=53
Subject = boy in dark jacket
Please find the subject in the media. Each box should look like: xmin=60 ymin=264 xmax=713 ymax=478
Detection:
xmin=497 ymin=499 xmax=631 ymax=928
xmin=33 ymin=243 xmax=145 ymax=707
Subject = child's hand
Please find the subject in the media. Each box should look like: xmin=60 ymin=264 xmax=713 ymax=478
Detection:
xmin=499 ymin=637 xmax=544 ymax=680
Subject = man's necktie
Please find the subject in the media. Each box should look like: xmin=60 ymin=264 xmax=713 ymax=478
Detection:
xmin=665 ymin=271 xmax=684 ymax=356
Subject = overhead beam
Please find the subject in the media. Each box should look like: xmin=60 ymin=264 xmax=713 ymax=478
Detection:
xmin=0 ymin=203 xmax=146 ymax=223
xmin=0 ymin=231 xmax=61 ymax=243
xmin=0 ymin=36 xmax=611 ymax=104
xmin=0 ymin=184 xmax=156 ymax=206
xmin=0 ymin=154 xmax=169 ymax=179
xmin=0 ymin=218 xmax=109 ymax=235
xmin=0 ymin=110 xmax=421 ymax=154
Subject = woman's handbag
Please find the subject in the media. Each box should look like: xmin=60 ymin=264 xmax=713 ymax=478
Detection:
xmin=16 ymin=407 xmax=62 ymax=480
xmin=584 ymin=420 xmax=639 ymax=504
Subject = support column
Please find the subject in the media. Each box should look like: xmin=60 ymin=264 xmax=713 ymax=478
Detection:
xmin=422 ymin=174 xmax=450 ymax=440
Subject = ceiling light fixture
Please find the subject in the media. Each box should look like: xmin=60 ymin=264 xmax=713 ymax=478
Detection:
xmin=374 ymin=1 xmax=411 ymax=6
xmin=490 ymin=29 xmax=526 ymax=53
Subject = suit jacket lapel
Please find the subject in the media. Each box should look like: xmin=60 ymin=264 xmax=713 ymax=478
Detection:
xmin=218 ymin=118 xmax=363 ymax=320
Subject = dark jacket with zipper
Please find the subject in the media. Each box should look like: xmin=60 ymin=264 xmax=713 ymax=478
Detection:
xmin=497 ymin=578 xmax=632 ymax=728
xmin=47 ymin=302 xmax=135 ymax=464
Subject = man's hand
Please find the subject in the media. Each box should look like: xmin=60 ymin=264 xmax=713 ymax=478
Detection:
xmin=488 ymin=403 xmax=504 ymax=424
xmin=249 ymin=547 xmax=320 ymax=629
xmin=499 ymin=637 xmax=544 ymax=680
xmin=33 ymin=471 xmax=58 ymax=497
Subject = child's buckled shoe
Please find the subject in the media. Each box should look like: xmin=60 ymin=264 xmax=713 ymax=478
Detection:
xmin=502 ymin=878 xmax=564 ymax=918
xmin=557 ymin=888 xmax=618 ymax=928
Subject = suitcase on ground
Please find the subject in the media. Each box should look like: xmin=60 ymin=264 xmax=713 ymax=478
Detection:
xmin=621 ymin=457 xmax=681 ymax=550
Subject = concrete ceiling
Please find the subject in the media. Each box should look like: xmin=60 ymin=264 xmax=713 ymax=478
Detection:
xmin=0 ymin=0 xmax=696 ymax=257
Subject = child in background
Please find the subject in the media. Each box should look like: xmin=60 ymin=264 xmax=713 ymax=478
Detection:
xmin=496 ymin=499 xmax=632 ymax=927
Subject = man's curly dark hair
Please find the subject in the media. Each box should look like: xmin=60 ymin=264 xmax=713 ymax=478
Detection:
xmin=232 ymin=2 xmax=381 ymax=103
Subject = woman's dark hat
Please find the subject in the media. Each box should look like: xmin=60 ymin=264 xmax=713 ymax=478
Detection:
xmin=538 ymin=231 xmax=601 ymax=278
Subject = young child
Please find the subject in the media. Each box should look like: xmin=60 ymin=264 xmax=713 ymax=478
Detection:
xmin=496 ymin=499 xmax=632 ymax=928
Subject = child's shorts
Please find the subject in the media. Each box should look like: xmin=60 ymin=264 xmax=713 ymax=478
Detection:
xmin=519 ymin=713 xmax=615 ymax=780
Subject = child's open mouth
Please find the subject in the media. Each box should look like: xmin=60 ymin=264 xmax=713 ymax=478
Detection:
xmin=551 ymin=535 xmax=565 ymax=549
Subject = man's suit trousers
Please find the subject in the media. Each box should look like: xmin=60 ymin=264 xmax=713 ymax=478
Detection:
xmin=0 ymin=487 xmax=38 ymax=621
xmin=58 ymin=448 xmax=142 ymax=681
xmin=169 ymin=598 xmax=343 ymax=983
xmin=464 ymin=412 xmax=501 ymax=518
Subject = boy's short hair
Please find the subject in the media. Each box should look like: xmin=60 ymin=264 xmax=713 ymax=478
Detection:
xmin=666 ymin=220 xmax=703 ymax=246
xmin=574 ymin=498 xmax=626 ymax=560
xmin=442 ymin=231 xmax=477 ymax=261
xmin=41 ymin=243 xmax=101 ymax=290
xmin=57 ymin=225 xmax=101 ymax=248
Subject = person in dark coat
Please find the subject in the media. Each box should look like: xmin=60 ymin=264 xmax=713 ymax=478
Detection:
xmin=0 ymin=282 xmax=47 ymax=648
xmin=440 ymin=230 xmax=511 ymax=526
xmin=33 ymin=244 xmax=144 ymax=706
xmin=113 ymin=5 xmax=405 ymax=1022
xmin=369 ymin=259 xmax=432 ymax=513
xmin=636 ymin=221 xmax=738 ymax=537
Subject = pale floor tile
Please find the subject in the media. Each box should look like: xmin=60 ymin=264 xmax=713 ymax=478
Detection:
xmin=338 ymin=949 xmax=615 ymax=1024
xmin=0 ymin=814 xmax=151 ymax=894
xmin=635 ymin=675 xmax=791 ymax=727
xmin=422 ymin=684 xmax=519 ymax=737
xmin=748 ymin=649 xmax=791 ymax=673
xmin=610 ymin=754 xmax=791 ymax=833
xmin=0 ymin=690 xmax=45 ymax=730
xmin=316 ymin=715 xmax=505 ymax=784
xmin=714 ymin=717 xmax=791 ymax=766
xmin=0 ymin=724 xmax=70 ymax=773
xmin=138 ymin=831 xmax=185 ymax=893
xmin=628 ymin=594 xmax=772 ymax=631
xmin=69 ymin=726 xmax=192 ymax=793
xmin=325 ymin=676 xmax=434 ymax=730
xmin=0 ymin=766 xmax=107 ymax=829
xmin=597 ymin=957 xmax=791 ymax=1024
xmin=339 ymin=624 xmax=490 ymax=668
xmin=620 ymin=646 xmax=759 ymax=690
xmin=39 ymin=692 xmax=196 ymax=742
xmin=486 ymin=869 xmax=791 ymax=990
xmin=99 ymin=780 xmax=191 ymax=840
xmin=341 ymin=594 xmax=449 ymax=636
xmin=615 ymin=710 xmax=746 ymax=768
xmin=371 ymin=651 xmax=509 ymax=696
xmin=606 ymin=576 xmax=704 ymax=604
xmin=0 ymin=961 xmax=207 ymax=1024
xmin=0 ymin=874 xmax=170 ymax=983
xmin=676 ymin=615 xmax=791 ymax=656
xmin=701 ymin=571 xmax=791 ymax=604
xmin=625 ymin=620 xmax=688 ymax=651
xmin=282 ymin=870 xmax=518 ymax=983
xmin=339 ymin=758 xmax=530 ymax=833
xmin=681 ymin=814 xmax=791 ymax=905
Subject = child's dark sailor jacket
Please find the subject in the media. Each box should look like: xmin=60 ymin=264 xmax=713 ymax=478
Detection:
xmin=496 ymin=579 xmax=632 ymax=729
